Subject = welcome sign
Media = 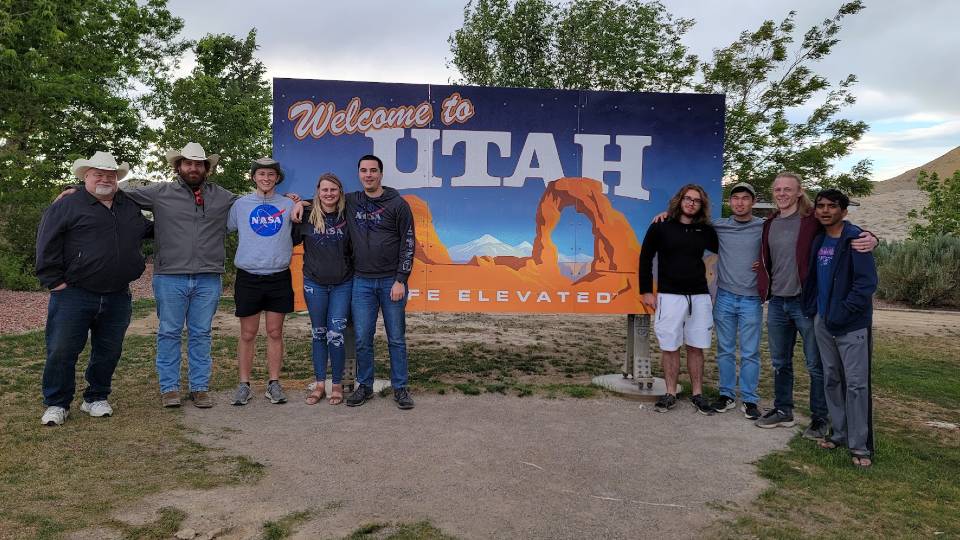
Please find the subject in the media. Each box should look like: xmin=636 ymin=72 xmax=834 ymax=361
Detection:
xmin=274 ymin=79 xmax=724 ymax=314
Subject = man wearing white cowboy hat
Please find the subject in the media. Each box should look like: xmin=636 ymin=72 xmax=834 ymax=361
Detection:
xmin=57 ymin=143 xmax=301 ymax=408
xmin=36 ymin=151 xmax=154 ymax=426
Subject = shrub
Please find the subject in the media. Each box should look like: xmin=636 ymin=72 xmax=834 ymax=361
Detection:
xmin=0 ymin=188 xmax=52 ymax=291
xmin=0 ymin=251 xmax=40 ymax=290
xmin=875 ymin=235 xmax=960 ymax=308
xmin=908 ymin=169 xmax=960 ymax=240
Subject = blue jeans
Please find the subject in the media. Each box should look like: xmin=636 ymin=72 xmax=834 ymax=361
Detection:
xmin=713 ymin=288 xmax=762 ymax=404
xmin=303 ymin=278 xmax=353 ymax=383
xmin=153 ymin=273 xmax=222 ymax=393
xmin=42 ymin=287 xmax=132 ymax=408
xmin=767 ymin=295 xmax=828 ymax=421
xmin=352 ymin=276 xmax=408 ymax=389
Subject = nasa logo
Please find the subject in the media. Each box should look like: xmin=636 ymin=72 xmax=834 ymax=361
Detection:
xmin=249 ymin=204 xmax=285 ymax=237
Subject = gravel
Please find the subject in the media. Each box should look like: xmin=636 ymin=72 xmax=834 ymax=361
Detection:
xmin=0 ymin=264 xmax=154 ymax=335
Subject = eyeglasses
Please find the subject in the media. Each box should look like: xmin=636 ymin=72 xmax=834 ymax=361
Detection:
xmin=682 ymin=196 xmax=702 ymax=205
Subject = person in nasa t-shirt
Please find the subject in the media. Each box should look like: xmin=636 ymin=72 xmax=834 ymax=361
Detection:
xmin=226 ymin=158 xmax=297 ymax=407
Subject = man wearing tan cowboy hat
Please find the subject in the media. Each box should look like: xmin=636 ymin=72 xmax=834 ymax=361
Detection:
xmin=128 ymin=142 xmax=237 ymax=408
xmin=36 ymin=151 xmax=153 ymax=426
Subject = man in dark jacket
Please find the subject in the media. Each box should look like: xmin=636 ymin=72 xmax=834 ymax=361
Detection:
xmin=801 ymin=189 xmax=877 ymax=467
xmin=36 ymin=151 xmax=153 ymax=426
xmin=755 ymin=172 xmax=877 ymax=438
xmin=344 ymin=154 xmax=417 ymax=409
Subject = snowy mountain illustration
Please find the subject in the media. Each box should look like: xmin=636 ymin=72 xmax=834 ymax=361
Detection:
xmin=447 ymin=234 xmax=531 ymax=262
xmin=447 ymin=234 xmax=594 ymax=280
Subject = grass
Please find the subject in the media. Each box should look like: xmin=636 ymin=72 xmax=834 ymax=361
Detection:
xmin=344 ymin=520 xmax=456 ymax=540
xmin=873 ymin=337 xmax=960 ymax=409
xmin=262 ymin=509 xmax=316 ymax=540
xmin=0 ymin=300 xmax=261 ymax=539
xmin=715 ymin=333 xmax=960 ymax=538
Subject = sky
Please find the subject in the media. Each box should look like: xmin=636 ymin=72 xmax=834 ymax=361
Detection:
xmin=166 ymin=0 xmax=960 ymax=182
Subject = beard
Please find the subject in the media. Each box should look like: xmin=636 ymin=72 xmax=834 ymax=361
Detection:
xmin=182 ymin=172 xmax=204 ymax=187
xmin=94 ymin=185 xmax=116 ymax=196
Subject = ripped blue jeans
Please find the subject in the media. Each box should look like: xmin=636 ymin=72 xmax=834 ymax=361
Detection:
xmin=303 ymin=278 xmax=353 ymax=383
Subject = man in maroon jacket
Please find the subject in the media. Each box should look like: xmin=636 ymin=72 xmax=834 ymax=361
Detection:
xmin=755 ymin=172 xmax=876 ymax=438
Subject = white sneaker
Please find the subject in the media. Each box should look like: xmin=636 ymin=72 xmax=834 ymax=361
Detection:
xmin=41 ymin=406 xmax=69 ymax=426
xmin=80 ymin=400 xmax=113 ymax=417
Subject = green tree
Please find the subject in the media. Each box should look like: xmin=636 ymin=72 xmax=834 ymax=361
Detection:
xmin=448 ymin=0 xmax=872 ymax=197
xmin=696 ymin=2 xmax=871 ymax=196
xmin=0 ymin=0 xmax=187 ymax=188
xmin=908 ymin=170 xmax=960 ymax=240
xmin=449 ymin=0 xmax=696 ymax=91
xmin=0 ymin=0 xmax=187 ymax=288
xmin=146 ymin=29 xmax=271 ymax=193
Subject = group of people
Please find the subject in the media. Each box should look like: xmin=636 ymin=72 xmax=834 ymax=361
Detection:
xmin=36 ymin=145 xmax=416 ymax=430
xmin=35 ymin=148 xmax=878 ymax=467
xmin=638 ymin=174 xmax=879 ymax=468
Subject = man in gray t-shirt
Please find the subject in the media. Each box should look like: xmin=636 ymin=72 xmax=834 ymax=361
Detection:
xmin=709 ymin=183 xmax=765 ymax=419
xmin=767 ymin=212 xmax=803 ymax=297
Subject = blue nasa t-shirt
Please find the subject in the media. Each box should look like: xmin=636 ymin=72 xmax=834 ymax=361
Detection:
xmin=816 ymin=235 xmax=840 ymax=315
xmin=227 ymin=192 xmax=295 ymax=274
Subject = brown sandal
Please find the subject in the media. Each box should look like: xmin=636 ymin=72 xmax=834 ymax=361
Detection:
xmin=305 ymin=385 xmax=325 ymax=405
xmin=817 ymin=439 xmax=839 ymax=450
xmin=328 ymin=384 xmax=343 ymax=405
xmin=852 ymin=455 xmax=873 ymax=468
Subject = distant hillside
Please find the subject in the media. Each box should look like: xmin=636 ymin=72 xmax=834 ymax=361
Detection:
xmin=872 ymin=145 xmax=960 ymax=194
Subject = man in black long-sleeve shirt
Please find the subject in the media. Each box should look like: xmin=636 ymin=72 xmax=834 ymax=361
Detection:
xmin=639 ymin=184 xmax=719 ymax=415
xmin=35 ymin=151 xmax=152 ymax=426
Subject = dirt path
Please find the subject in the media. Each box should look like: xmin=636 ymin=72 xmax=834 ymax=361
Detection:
xmin=96 ymin=394 xmax=794 ymax=539
xmin=124 ymin=306 xmax=960 ymax=341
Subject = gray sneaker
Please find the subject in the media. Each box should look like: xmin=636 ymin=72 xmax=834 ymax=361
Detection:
xmin=802 ymin=418 xmax=830 ymax=440
xmin=265 ymin=381 xmax=287 ymax=404
xmin=232 ymin=383 xmax=252 ymax=406
xmin=755 ymin=408 xmax=796 ymax=428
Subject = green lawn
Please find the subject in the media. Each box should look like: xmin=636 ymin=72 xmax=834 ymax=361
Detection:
xmin=716 ymin=334 xmax=960 ymax=538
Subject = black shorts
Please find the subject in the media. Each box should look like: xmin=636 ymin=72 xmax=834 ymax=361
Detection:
xmin=234 ymin=268 xmax=294 ymax=317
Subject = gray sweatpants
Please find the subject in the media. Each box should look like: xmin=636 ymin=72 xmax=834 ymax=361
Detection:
xmin=814 ymin=316 xmax=874 ymax=457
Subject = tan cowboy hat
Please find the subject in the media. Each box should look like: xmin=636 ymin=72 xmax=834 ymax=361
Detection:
xmin=165 ymin=142 xmax=220 ymax=171
xmin=70 ymin=151 xmax=130 ymax=181
xmin=249 ymin=157 xmax=284 ymax=184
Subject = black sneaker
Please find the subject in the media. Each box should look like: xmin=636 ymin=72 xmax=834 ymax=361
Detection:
xmin=394 ymin=387 xmax=415 ymax=410
xmin=754 ymin=408 xmax=795 ymax=428
xmin=802 ymin=418 xmax=830 ymax=440
xmin=690 ymin=394 xmax=716 ymax=416
xmin=654 ymin=393 xmax=677 ymax=413
xmin=741 ymin=402 xmax=761 ymax=420
xmin=345 ymin=384 xmax=375 ymax=407
xmin=710 ymin=395 xmax=736 ymax=413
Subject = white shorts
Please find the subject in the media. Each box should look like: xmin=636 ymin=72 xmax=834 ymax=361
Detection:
xmin=654 ymin=293 xmax=714 ymax=351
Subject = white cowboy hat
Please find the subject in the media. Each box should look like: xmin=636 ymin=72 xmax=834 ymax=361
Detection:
xmin=70 ymin=151 xmax=130 ymax=181
xmin=165 ymin=142 xmax=220 ymax=171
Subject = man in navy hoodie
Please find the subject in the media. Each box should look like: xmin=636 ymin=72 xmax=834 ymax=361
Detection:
xmin=801 ymin=189 xmax=877 ymax=468
xmin=344 ymin=154 xmax=416 ymax=409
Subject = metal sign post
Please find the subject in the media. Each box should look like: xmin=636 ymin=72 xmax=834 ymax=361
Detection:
xmin=594 ymin=314 xmax=668 ymax=400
